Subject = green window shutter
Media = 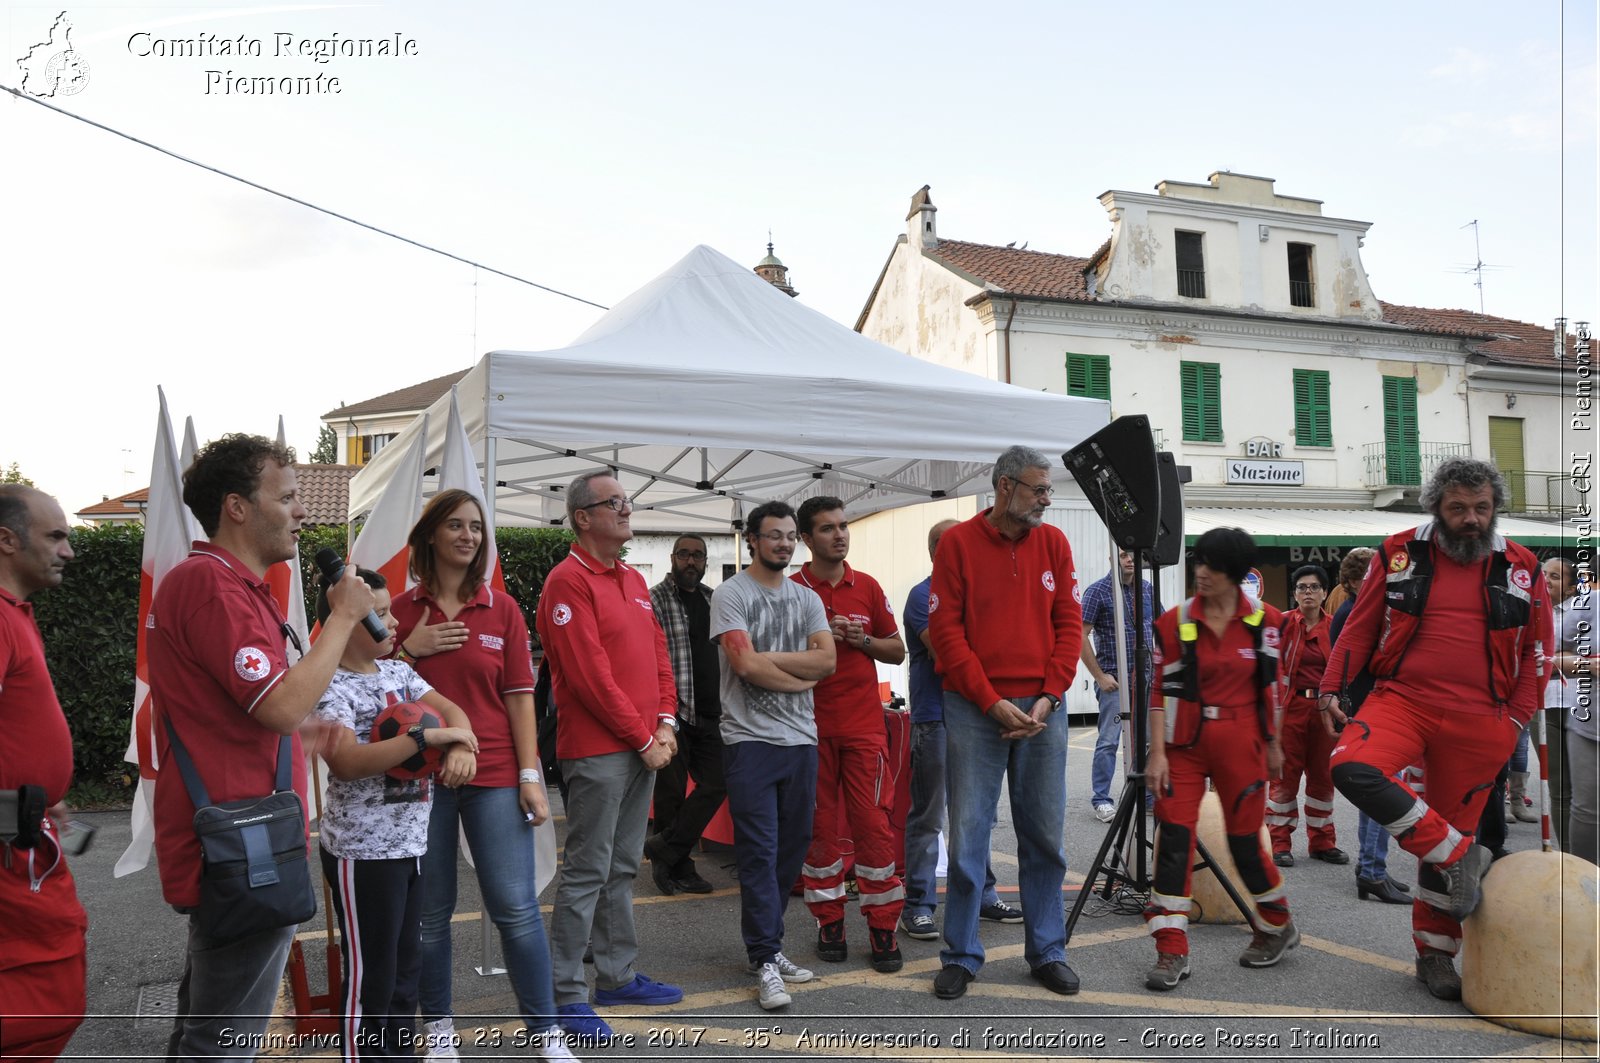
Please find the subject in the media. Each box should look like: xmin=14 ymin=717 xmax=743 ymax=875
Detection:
xmin=1293 ymin=369 xmax=1331 ymax=447
xmin=1066 ymin=353 xmax=1110 ymax=400
xmin=1181 ymin=361 xmax=1221 ymax=442
xmin=1488 ymin=416 xmax=1526 ymax=510
xmin=1382 ymin=376 xmax=1420 ymax=486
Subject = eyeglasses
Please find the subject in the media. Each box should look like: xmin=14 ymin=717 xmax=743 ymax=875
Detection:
xmin=1294 ymin=583 xmax=1324 ymax=593
xmin=579 ymin=497 xmax=632 ymax=514
xmin=673 ymin=550 xmax=707 ymax=561
xmin=756 ymin=532 xmax=799 ymax=543
xmin=1009 ymin=477 xmax=1053 ymax=499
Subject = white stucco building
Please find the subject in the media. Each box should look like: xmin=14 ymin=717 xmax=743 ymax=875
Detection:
xmin=854 ymin=174 xmax=1574 ymax=607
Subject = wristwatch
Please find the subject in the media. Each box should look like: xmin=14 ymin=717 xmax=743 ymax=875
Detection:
xmin=860 ymin=634 xmax=873 ymax=651
xmin=661 ymin=716 xmax=680 ymax=734
xmin=407 ymin=723 xmax=428 ymax=754
xmin=1041 ymin=694 xmax=1062 ymax=712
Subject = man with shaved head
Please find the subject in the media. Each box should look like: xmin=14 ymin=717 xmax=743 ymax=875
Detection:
xmin=0 ymin=485 xmax=86 ymax=1062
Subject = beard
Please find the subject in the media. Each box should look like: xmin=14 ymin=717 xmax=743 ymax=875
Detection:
xmin=1435 ymin=513 xmax=1497 ymax=564
xmin=757 ymin=552 xmax=790 ymax=573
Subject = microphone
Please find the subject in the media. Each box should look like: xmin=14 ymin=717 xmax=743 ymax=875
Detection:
xmin=314 ymin=548 xmax=389 ymax=644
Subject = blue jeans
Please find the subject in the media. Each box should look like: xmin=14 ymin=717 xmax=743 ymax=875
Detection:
xmin=1355 ymin=810 xmax=1389 ymax=880
xmin=1090 ymin=686 xmax=1123 ymax=805
xmin=419 ymin=784 xmax=557 ymax=1034
xmin=941 ymin=692 xmax=1068 ymax=974
xmin=723 ymin=741 xmax=817 ymax=966
xmin=903 ymin=720 xmax=1000 ymax=918
xmin=1510 ymin=724 xmax=1531 ymax=773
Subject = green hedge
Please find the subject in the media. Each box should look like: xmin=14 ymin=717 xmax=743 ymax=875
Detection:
xmin=36 ymin=523 xmax=575 ymax=803
xmin=32 ymin=524 xmax=143 ymax=799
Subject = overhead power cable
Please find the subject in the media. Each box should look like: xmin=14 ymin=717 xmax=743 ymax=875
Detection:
xmin=1 ymin=82 xmax=610 ymax=311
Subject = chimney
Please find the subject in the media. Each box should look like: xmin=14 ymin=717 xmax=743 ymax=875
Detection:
xmin=906 ymin=185 xmax=938 ymax=249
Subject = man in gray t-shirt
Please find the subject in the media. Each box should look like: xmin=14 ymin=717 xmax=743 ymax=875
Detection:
xmin=712 ymin=574 xmax=827 ymax=747
xmin=707 ymin=500 xmax=834 ymax=1011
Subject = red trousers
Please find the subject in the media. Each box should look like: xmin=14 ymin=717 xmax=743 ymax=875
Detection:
xmin=1268 ymin=696 xmax=1339 ymax=854
xmin=0 ymin=836 xmax=87 ymax=1061
xmin=801 ymin=733 xmax=904 ymax=930
xmin=1146 ymin=710 xmax=1288 ymax=955
xmin=1328 ymin=689 xmax=1521 ymax=955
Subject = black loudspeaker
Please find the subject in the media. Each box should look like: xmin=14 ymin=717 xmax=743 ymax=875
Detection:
xmin=1149 ymin=452 xmax=1191 ymax=567
xmin=1063 ymin=415 xmax=1161 ymax=551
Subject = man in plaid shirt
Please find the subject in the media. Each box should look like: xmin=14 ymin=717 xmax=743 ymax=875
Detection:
xmin=1078 ymin=549 xmax=1158 ymax=822
xmin=645 ymin=533 xmax=725 ymax=894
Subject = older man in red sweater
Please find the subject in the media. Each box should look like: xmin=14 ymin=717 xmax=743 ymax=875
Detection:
xmin=927 ymin=445 xmax=1083 ymax=1001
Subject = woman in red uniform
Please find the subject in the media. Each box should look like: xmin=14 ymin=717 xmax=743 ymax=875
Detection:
xmin=389 ymin=489 xmax=576 ymax=1062
xmin=1143 ymin=528 xmax=1297 ymax=991
xmin=1268 ymin=564 xmax=1347 ymax=866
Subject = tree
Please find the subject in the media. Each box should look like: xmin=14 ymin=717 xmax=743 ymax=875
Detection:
xmin=2 ymin=462 xmax=34 ymax=486
xmin=311 ymin=424 xmax=338 ymax=464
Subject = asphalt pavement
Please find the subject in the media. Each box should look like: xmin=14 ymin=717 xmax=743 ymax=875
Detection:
xmin=60 ymin=724 xmax=1596 ymax=1062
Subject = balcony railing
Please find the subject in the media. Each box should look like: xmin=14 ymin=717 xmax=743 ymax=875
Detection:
xmin=1177 ymin=269 xmax=1206 ymax=299
xmin=1289 ymin=279 xmax=1315 ymax=307
xmin=1362 ymin=441 xmax=1470 ymax=488
xmin=1500 ymin=470 xmax=1574 ymax=514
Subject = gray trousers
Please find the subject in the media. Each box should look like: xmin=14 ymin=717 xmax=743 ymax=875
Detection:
xmin=165 ymin=919 xmax=297 ymax=1062
xmin=1567 ymin=728 xmax=1599 ymax=866
xmin=550 ymin=751 xmax=654 ymax=1006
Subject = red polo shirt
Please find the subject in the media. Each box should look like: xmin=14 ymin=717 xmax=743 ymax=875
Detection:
xmin=0 ymin=587 xmax=73 ymax=802
xmin=791 ymin=562 xmax=897 ymax=738
xmin=150 ymin=543 xmax=306 ymax=908
xmin=535 ymin=545 xmax=676 ymax=759
xmin=391 ymin=582 xmax=536 ymax=787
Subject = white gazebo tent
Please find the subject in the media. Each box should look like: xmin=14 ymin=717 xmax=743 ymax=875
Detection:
xmin=347 ymin=245 xmax=1109 ymax=530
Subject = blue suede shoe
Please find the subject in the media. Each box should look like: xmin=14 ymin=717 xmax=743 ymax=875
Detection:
xmin=556 ymin=1002 xmax=612 ymax=1041
xmin=593 ymin=973 xmax=684 ymax=1006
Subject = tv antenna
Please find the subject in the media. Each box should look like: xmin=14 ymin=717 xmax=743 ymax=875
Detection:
xmin=1452 ymin=220 xmax=1509 ymax=315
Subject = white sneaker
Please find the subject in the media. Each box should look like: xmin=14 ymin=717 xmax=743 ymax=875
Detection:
xmin=757 ymin=961 xmax=793 ymax=1009
xmin=423 ymin=1017 xmax=461 ymax=1060
xmin=1093 ymin=803 xmax=1117 ymax=823
xmin=535 ymin=1029 xmax=581 ymax=1062
xmin=746 ymin=951 xmax=815 ymax=983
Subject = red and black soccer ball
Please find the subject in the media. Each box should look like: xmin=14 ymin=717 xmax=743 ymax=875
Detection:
xmin=370 ymin=701 xmax=442 ymax=781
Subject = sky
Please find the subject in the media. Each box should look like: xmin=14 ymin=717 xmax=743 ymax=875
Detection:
xmin=1 ymin=1 xmax=1594 ymax=517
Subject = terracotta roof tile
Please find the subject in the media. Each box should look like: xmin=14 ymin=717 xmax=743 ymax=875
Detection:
xmin=925 ymin=239 xmax=1094 ymax=301
xmin=1379 ymin=302 xmax=1574 ymax=367
xmin=74 ymin=465 xmax=355 ymax=526
xmin=75 ymin=487 xmax=148 ymax=520
xmin=323 ymin=369 xmax=470 ymax=420
xmin=294 ymin=464 xmax=358 ymax=525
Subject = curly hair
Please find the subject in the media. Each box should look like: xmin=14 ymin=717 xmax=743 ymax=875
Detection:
xmin=1338 ymin=547 xmax=1375 ymax=594
xmin=182 ymin=434 xmax=295 ymax=537
xmin=1420 ymin=457 xmax=1508 ymax=515
xmin=796 ymin=496 xmax=844 ymax=536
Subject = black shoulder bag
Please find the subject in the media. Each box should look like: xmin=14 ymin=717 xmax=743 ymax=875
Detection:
xmin=162 ymin=717 xmax=316 ymax=939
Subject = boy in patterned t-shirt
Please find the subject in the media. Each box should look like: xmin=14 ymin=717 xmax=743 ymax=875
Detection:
xmin=314 ymin=569 xmax=478 ymax=1059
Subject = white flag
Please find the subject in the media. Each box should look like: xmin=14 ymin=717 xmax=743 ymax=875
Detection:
xmin=115 ymin=388 xmax=200 ymax=877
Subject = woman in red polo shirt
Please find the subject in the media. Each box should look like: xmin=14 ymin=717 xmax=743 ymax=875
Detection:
xmin=389 ymin=489 xmax=575 ymax=1062
xmin=1141 ymin=527 xmax=1298 ymax=992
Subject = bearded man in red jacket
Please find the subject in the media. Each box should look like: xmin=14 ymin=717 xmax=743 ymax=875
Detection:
xmin=1323 ymin=457 xmax=1551 ymax=1002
